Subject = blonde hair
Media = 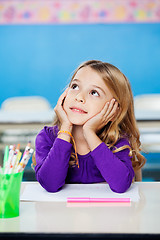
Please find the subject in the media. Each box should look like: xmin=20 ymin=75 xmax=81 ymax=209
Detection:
xmin=54 ymin=60 xmax=146 ymax=171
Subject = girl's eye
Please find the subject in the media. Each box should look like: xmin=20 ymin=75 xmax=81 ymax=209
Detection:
xmin=71 ymin=84 xmax=79 ymax=90
xmin=90 ymin=90 xmax=99 ymax=97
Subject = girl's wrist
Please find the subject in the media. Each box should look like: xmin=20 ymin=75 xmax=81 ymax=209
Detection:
xmin=83 ymin=128 xmax=102 ymax=151
xmin=57 ymin=130 xmax=72 ymax=143
xmin=60 ymin=123 xmax=73 ymax=133
xmin=83 ymin=126 xmax=96 ymax=141
xmin=57 ymin=129 xmax=79 ymax=168
xmin=57 ymin=124 xmax=73 ymax=143
xmin=83 ymin=125 xmax=96 ymax=135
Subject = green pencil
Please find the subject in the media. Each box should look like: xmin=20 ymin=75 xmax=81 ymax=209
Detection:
xmin=3 ymin=145 xmax=9 ymax=170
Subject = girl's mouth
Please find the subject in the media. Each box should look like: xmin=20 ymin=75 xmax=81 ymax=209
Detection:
xmin=70 ymin=107 xmax=87 ymax=114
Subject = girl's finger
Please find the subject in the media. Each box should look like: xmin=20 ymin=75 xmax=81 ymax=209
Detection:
xmin=101 ymin=98 xmax=116 ymax=117
xmin=100 ymin=101 xmax=110 ymax=115
xmin=57 ymin=88 xmax=69 ymax=106
xmin=104 ymin=101 xmax=119 ymax=122
xmin=54 ymin=88 xmax=69 ymax=113
xmin=107 ymin=98 xmax=116 ymax=113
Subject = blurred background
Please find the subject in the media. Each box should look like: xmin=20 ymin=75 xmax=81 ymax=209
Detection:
xmin=0 ymin=0 xmax=160 ymax=181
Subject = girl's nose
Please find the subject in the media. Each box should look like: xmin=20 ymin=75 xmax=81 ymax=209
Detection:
xmin=75 ymin=93 xmax=85 ymax=103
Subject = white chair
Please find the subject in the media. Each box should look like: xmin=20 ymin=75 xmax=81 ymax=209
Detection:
xmin=1 ymin=96 xmax=51 ymax=112
xmin=134 ymin=94 xmax=160 ymax=112
xmin=134 ymin=94 xmax=160 ymax=121
xmin=0 ymin=96 xmax=54 ymax=123
xmin=134 ymin=94 xmax=160 ymax=153
xmin=0 ymin=96 xmax=54 ymax=147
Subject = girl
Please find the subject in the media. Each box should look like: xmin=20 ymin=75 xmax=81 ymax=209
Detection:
xmin=34 ymin=60 xmax=146 ymax=193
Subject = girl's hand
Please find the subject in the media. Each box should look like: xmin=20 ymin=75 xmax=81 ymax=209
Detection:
xmin=54 ymin=88 xmax=72 ymax=131
xmin=83 ymin=98 xmax=119 ymax=133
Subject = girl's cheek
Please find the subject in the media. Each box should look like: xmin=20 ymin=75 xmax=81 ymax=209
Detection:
xmin=66 ymin=90 xmax=75 ymax=100
xmin=65 ymin=88 xmax=72 ymax=98
xmin=68 ymin=88 xmax=73 ymax=94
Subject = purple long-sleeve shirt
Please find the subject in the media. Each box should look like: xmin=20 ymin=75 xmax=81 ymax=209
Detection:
xmin=35 ymin=126 xmax=134 ymax=193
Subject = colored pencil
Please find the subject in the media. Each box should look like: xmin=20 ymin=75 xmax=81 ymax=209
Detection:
xmin=67 ymin=197 xmax=130 ymax=203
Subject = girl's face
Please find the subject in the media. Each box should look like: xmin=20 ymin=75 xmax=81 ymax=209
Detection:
xmin=63 ymin=66 xmax=113 ymax=126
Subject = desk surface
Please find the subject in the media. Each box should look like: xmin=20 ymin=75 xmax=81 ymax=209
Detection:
xmin=0 ymin=182 xmax=160 ymax=236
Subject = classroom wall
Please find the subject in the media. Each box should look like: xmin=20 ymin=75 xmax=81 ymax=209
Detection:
xmin=0 ymin=23 xmax=160 ymax=107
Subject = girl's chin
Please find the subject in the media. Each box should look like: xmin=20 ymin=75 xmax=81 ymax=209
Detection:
xmin=67 ymin=115 xmax=89 ymax=126
xmin=69 ymin=119 xmax=87 ymax=126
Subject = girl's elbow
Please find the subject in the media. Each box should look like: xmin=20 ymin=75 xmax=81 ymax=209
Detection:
xmin=37 ymin=174 xmax=64 ymax=193
xmin=110 ymin=184 xmax=130 ymax=193
xmin=35 ymin=167 xmax=64 ymax=192
xmin=39 ymin=179 xmax=63 ymax=193
xmin=44 ymin=185 xmax=62 ymax=193
xmin=110 ymin=174 xmax=133 ymax=193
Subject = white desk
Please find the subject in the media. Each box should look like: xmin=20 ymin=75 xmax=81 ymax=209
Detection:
xmin=0 ymin=182 xmax=160 ymax=239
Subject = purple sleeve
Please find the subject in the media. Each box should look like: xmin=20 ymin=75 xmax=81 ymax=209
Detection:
xmin=91 ymin=139 xmax=135 ymax=193
xmin=35 ymin=127 xmax=72 ymax=192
